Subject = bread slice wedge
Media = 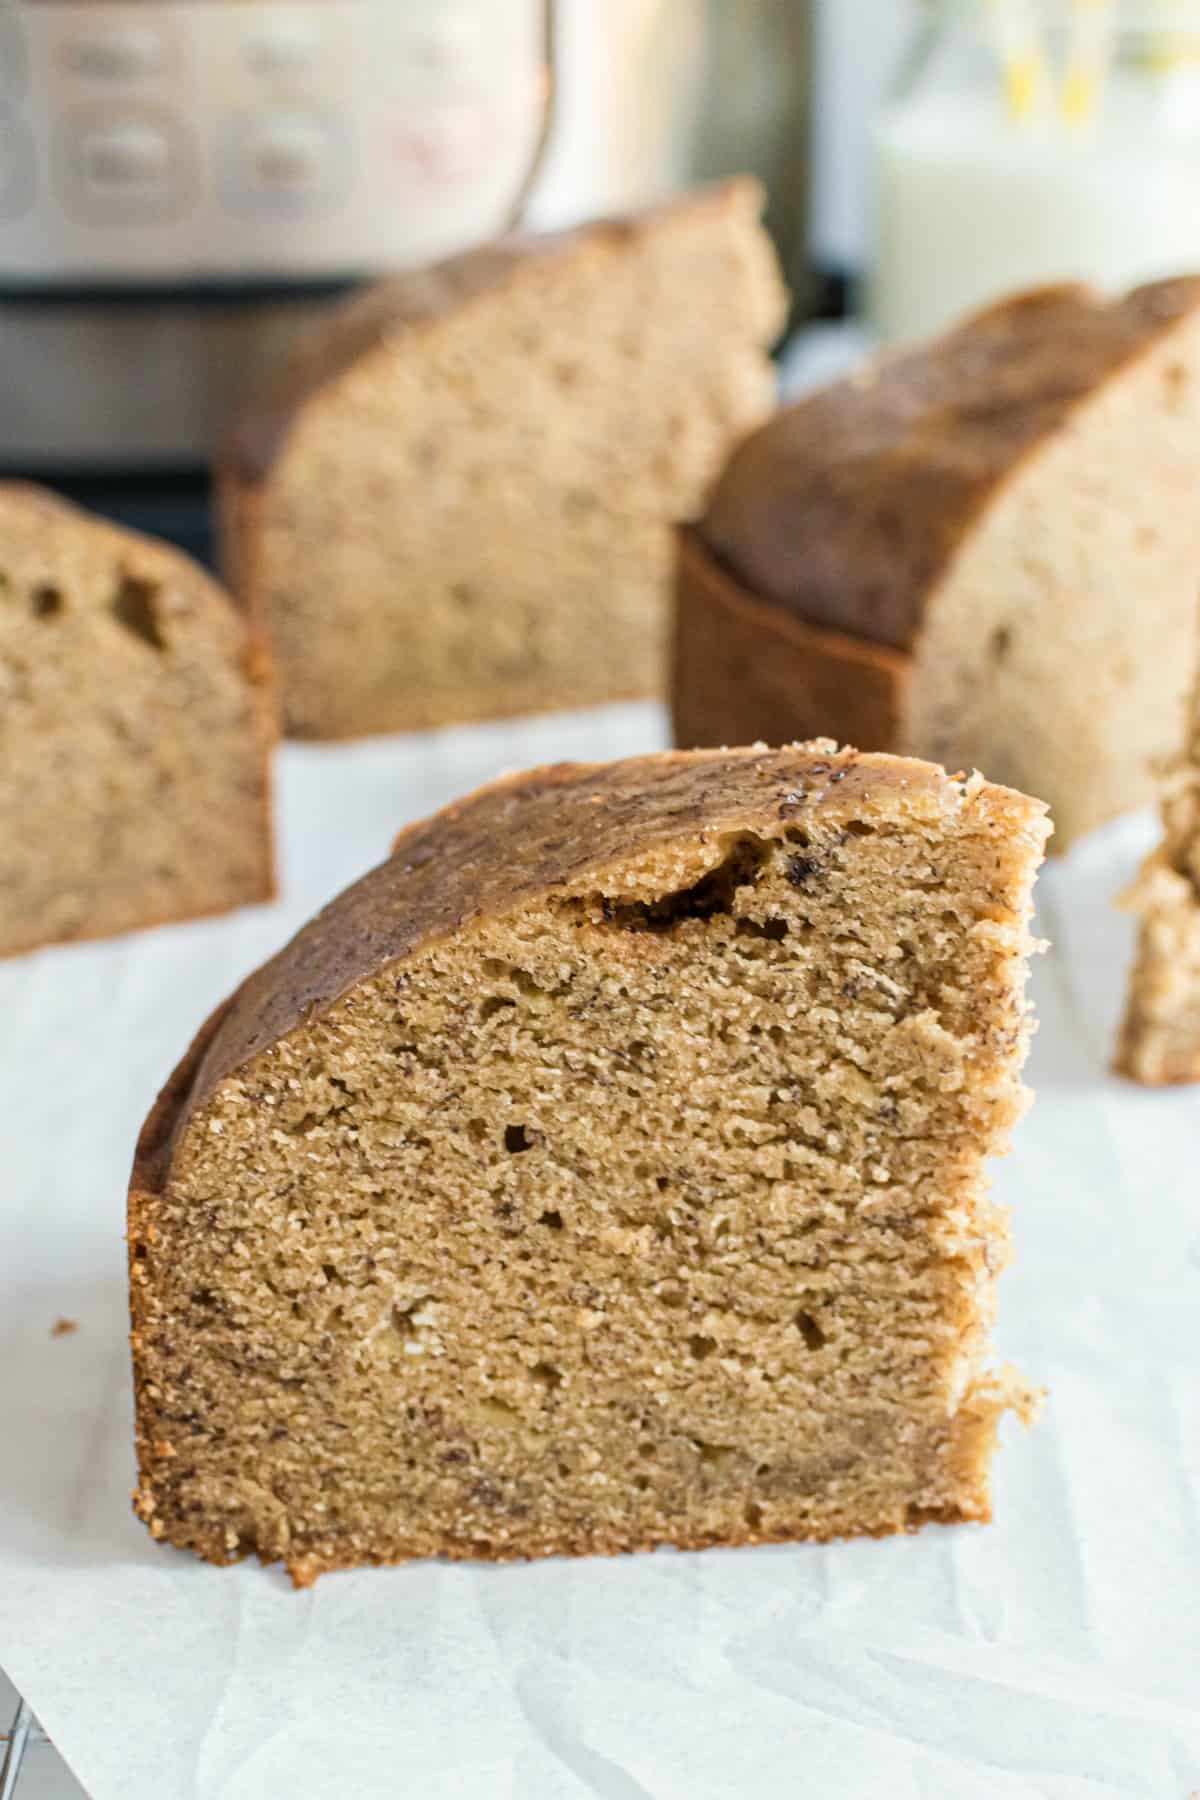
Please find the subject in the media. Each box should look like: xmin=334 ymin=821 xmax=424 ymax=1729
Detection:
xmin=1117 ymin=671 xmax=1200 ymax=1082
xmin=218 ymin=180 xmax=785 ymax=739
xmin=129 ymin=743 xmax=1048 ymax=1584
xmin=674 ymin=280 xmax=1200 ymax=850
xmin=1 ymin=483 xmax=274 ymax=955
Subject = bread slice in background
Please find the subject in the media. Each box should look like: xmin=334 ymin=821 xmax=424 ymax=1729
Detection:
xmin=1117 ymin=653 xmax=1200 ymax=1083
xmin=0 ymin=483 xmax=275 ymax=955
xmin=674 ymin=279 xmax=1200 ymax=850
xmin=129 ymin=742 xmax=1048 ymax=1584
xmin=217 ymin=180 xmax=786 ymax=741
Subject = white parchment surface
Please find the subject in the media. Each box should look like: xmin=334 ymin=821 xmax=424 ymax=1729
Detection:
xmin=2 ymin=703 xmax=1198 ymax=1800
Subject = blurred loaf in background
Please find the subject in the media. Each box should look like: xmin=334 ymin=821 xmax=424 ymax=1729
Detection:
xmin=0 ymin=484 xmax=274 ymax=955
xmin=218 ymin=180 xmax=786 ymax=741
xmin=674 ymin=278 xmax=1200 ymax=850
xmin=1117 ymin=655 xmax=1200 ymax=1085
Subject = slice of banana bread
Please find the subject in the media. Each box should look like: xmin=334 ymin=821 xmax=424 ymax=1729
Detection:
xmin=129 ymin=743 xmax=1048 ymax=1585
xmin=0 ymin=483 xmax=275 ymax=955
xmin=1117 ymin=673 xmax=1200 ymax=1083
xmin=218 ymin=180 xmax=785 ymax=739
xmin=673 ymin=280 xmax=1200 ymax=850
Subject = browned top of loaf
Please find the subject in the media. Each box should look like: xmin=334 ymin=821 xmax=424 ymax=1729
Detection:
xmin=133 ymin=742 xmax=1047 ymax=1195
xmin=697 ymin=278 xmax=1200 ymax=651
xmin=222 ymin=178 xmax=770 ymax=485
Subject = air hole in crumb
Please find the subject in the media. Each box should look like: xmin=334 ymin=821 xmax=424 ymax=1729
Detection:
xmin=940 ymin=909 xmax=961 ymax=928
xmin=843 ymin=820 xmax=875 ymax=837
xmin=689 ymin=1334 xmax=717 ymax=1360
xmin=795 ymin=1309 xmax=826 ymax=1351
xmin=634 ymin=1474 xmax=651 ymax=1492
xmin=696 ymin=1441 xmax=734 ymax=1466
xmin=321 ymin=1263 xmax=339 ymax=1284
xmin=655 ymin=1175 xmax=670 ymax=1192
xmin=989 ymin=624 xmax=1013 ymax=664
xmin=538 ymin=1208 xmax=563 ymax=1230
xmin=111 ymin=574 xmax=166 ymax=651
xmin=531 ymin=1361 xmax=562 ymax=1389
xmin=736 ymin=915 xmax=789 ymax=940
xmin=32 ymin=583 xmax=63 ymax=619
xmin=557 ymin=1462 xmax=570 ymax=1479
xmin=467 ymin=1117 xmax=488 ymax=1143
xmin=638 ymin=1441 xmax=656 ymax=1459
xmin=477 ymin=1398 xmax=518 ymax=1428
xmin=504 ymin=1124 xmax=532 ymax=1154
xmin=285 ymin=1112 xmax=318 ymax=1137
xmin=784 ymin=826 xmax=811 ymax=847
xmin=744 ymin=1501 xmax=764 ymax=1529
xmin=755 ymin=1463 xmax=772 ymax=1478
xmin=480 ymin=995 xmax=515 ymax=1023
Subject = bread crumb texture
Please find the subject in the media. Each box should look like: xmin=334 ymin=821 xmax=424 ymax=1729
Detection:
xmin=0 ymin=483 xmax=275 ymax=955
xmin=129 ymin=745 xmax=1049 ymax=1584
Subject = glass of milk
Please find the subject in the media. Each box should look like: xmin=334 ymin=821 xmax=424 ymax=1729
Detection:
xmin=870 ymin=0 xmax=1200 ymax=342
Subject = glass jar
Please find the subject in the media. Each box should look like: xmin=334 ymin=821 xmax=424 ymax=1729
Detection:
xmin=870 ymin=0 xmax=1200 ymax=342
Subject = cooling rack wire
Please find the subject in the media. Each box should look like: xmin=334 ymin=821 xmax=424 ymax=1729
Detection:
xmin=1 ymin=1692 xmax=50 ymax=1799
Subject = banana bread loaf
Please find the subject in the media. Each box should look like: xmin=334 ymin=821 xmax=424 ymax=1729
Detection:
xmin=1116 ymin=662 xmax=1200 ymax=1083
xmin=129 ymin=742 xmax=1048 ymax=1585
xmin=0 ymin=483 xmax=274 ymax=955
xmin=219 ymin=180 xmax=785 ymax=740
xmin=673 ymin=280 xmax=1200 ymax=850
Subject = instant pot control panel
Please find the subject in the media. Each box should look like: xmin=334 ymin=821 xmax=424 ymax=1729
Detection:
xmin=0 ymin=0 xmax=548 ymax=282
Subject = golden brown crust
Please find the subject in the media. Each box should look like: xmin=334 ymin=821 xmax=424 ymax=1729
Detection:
xmin=697 ymin=276 xmax=1200 ymax=651
xmin=129 ymin=1491 xmax=987 ymax=1587
xmin=279 ymin=1505 xmax=984 ymax=1587
xmin=219 ymin=178 xmax=770 ymax=489
xmin=132 ymin=744 xmax=1047 ymax=1199
xmin=671 ymin=526 xmax=910 ymax=752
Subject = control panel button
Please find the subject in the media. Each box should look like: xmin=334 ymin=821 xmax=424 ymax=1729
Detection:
xmin=57 ymin=107 xmax=194 ymax=225
xmin=399 ymin=16 xmax=484 ymax=78
xmin=219 ymin=110 xmax=351 ymax=214
xmin=63 ymin=28 xmax=165 ymax=83
xmin=243 ymin=20 xmax=321 ymax=81
xmin=81 ymin=119 xmax=168 ymax=194
xmin=247 ymin=117 xmax=327 ymax=192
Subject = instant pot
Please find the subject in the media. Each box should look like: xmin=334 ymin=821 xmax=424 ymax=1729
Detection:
xmin=0 ymin=0 xmax=553 ymax=470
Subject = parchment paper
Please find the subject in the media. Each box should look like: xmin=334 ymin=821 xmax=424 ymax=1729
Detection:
xmin=2 ymin=703 xmax=1197 ymax=1799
